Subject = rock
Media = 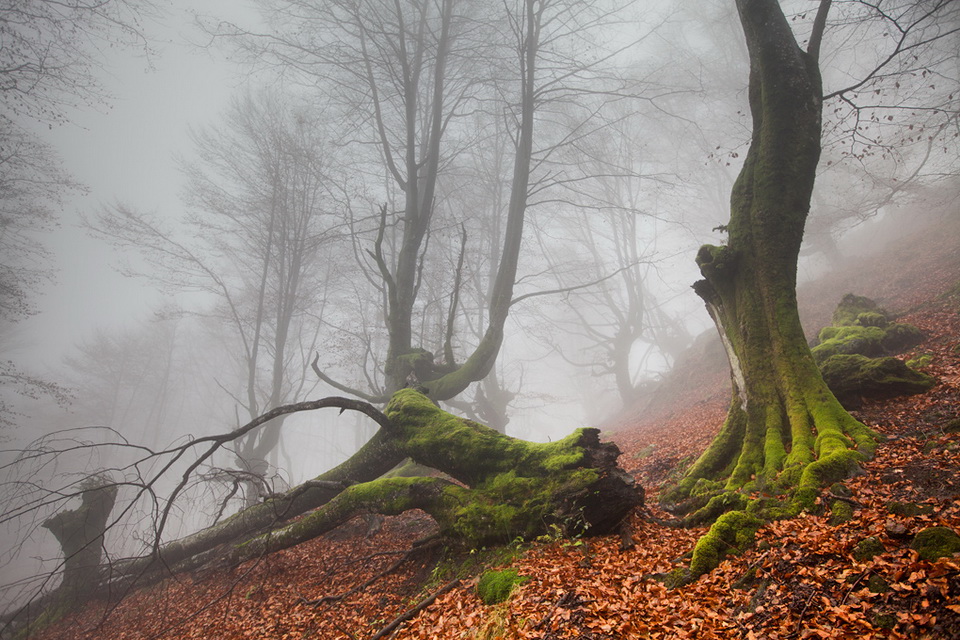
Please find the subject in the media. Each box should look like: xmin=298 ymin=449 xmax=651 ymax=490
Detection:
xmin=884 ymin=520 xmax=910 ymax=539
xmin=910 ymin=526 xmax=960 ymax=561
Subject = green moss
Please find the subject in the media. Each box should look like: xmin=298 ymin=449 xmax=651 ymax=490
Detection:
xmin=812 ymin=325 xmax=887 ymax=363
xmin=868 ymin=575 xmax=890 ymax=594
xmin=887 ymin=502 xmax=935 ymax=517
xmin=385 ymin=389 xmax=589 ymax=486
xmin=799 ymin=449 xmax=864 ymax=493
xmin=910 ymin=526 xmax=960 ymax=561
xmin=687 ymin=490 xmax=748 ymax=526
xmin=476 ymin=568 xmax=529 ymax=605
xmin=830 ymin=500 xmax=854 ymax=524
xmin=688 ymin=510 xmax=762 ymax=579
xmin=856 ymin=311 xmax=888 ymax=328
xmin=819 ymin=354 xmax=935 ymax=405
xmin=854 ymin=536 xmax=884 ymax=562
xmin=813 ymin=296 xmax=925 ymax=374
xmin=746 ymin=496 xmax=799 ymax=521
xmin=831 ymin=294 xmax=883 ymax=327
xmin=691 ymin=478 xmax=723 ymax=497
xmin=906 ymin=354 xmax=933 ymax=369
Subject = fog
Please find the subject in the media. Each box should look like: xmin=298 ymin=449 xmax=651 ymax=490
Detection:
xmin=1 ymin=0 xmax=957 ymax=617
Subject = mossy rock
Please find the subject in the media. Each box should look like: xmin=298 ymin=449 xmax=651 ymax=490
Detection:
xmin=856 ymin=311 xmax=888 ymax=328
xmin=830 ymin=500 xmax=854 ymax=525
xmin=944 ymin=418 xmax=960 ymax=434
xmin=813 ymin=325 xmax=887 ymax=363
xmin=831 ymin=294 xmax=884 ymax=326
xmin=853 ymin=536 xmax=884 ymax=562
xmin=887 ymin=502 xmax=935 ymax=517
xmin=814 ymin=295 xmax=924 ymax=359
xmin=819 ymin=354 xmax=935 ymax=408
xmin=476 ymin=568 xmax=529 ymax=605
xmin=910 ymin=526 xmax=960 ymax=561
xmin=880 ymin=323 xmax=925 ymax=353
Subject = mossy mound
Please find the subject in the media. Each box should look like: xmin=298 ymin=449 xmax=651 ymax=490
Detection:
xmin=476 ymin=568 xmax=529 ymax=605
xmin=910 ymin=526 xmax=960 ymax=561
xmin=813 ymin=325 xmax=887 ymax=363
xmin=812 ymin=294 xmax=934 ymax=408
xmin=830 ymin=294 xmax=881 ymax=326
xmin=854 ymin=536 xmax=885 ymax=562
xmin=819 ymin=354 xmax=935 ymax=407
xmin=829 ymin=500 xmax=854 ymax=524
xmin=887 ymin=502 xmax=935 ymax=517
xmin=811 ymin=294 xmax=924 ymax=365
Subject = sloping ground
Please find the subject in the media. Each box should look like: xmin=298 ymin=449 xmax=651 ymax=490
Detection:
xmin=32 ymin=214 xmax=960 ymax=640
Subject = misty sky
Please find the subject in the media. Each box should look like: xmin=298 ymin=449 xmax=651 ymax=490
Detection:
xmin=17 ymin=1 xmax=260 ymax=367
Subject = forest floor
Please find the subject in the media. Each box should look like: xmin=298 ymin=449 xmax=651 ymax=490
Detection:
xmin=33 ymin=213 xmax=960 ymax=639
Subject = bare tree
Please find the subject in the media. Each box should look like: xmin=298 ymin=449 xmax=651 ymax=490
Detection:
xmin=0 ymin=0 xmax=158 ymax=431
xmin=88 ymin=91 xmax=346 ymax=498
xmin=216 ymin=0 xmax=649 ymax=407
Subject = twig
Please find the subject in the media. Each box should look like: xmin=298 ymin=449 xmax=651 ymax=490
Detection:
xmin=299 ymin=538 xmax=441 ymax=607
xmin=368 ymin=578 xmax=460 ymax=640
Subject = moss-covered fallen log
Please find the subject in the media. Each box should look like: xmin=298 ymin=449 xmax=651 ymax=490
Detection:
xmin=115 ymin=389 xmax=641 ymax=584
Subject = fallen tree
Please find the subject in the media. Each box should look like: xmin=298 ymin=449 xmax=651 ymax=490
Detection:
xmin=34 ymin=389 xmax=640 ymax=608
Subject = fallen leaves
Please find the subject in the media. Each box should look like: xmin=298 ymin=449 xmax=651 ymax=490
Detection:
xmin=31 ymin=222 xmax=960 ymax=640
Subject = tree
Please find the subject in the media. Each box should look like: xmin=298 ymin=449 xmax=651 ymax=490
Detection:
xmin=0 ymin=0 xmax=156 ymax=429
xmin=227 ymin=0 xmax=642 ymax=409
xmin=88 ymin=91 xmax=344 ymax=496
xmin=661 ymin=0 xmax=875 ymax=580
xmin=0 ymin=388 xmax=641 ymax=634
xmin=663 ymin=0 xmax=958 ymax=582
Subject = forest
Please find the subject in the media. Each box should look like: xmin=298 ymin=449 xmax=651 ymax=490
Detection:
xmin=1 ymin=0 xmax=958 ymax=638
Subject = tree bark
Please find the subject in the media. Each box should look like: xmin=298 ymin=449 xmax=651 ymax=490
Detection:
xmin=664 ymin=0 xmax=878 ymax=536
xmin=43 ymin=477 xmax=118 ymax=597
xmin=112 ymin=390 xmax=640 ymax=587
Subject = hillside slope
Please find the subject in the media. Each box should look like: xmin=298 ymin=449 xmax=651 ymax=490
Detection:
xmin=32 ymin=213 xmax=960 ymax=640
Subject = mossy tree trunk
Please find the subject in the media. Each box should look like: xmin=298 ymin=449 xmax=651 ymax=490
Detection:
xmin=664 ymin=0 xmax=880 ymax=577
xmin=111 ymin=390 xmax=640 ymax=587
xmin=42 ymin=476 xmax=118 ymax=598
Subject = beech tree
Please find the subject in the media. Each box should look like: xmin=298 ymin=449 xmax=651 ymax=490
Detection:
xmin=0 ymin=388 xmax=641 ymax=635
xmin=0 ymin=0 xmax=156 ymax=429
xmin=663 ymin=0 xmax=958 ymax=582
xmin=225 ymin=0 xmax=644 ymax=407
xmin=89 ymin=92 xmax=345 ymax=498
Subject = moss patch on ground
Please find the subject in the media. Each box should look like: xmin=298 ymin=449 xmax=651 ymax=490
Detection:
xmin=911 ymin=526 xmax=960 ymax=561
xmin=476 ymin=568 xmax=529 ymax=605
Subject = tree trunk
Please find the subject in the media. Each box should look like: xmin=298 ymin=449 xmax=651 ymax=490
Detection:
xmin=111 ymin=390 xmax=640 ymax=587
xmin=42 ymin=477 xmax=118 ymax=597
xmin=661 ymin=0 xmax=879 ymax=579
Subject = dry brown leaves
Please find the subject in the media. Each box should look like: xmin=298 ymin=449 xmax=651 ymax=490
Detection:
xmin=33 ymin=220 xmax=960 ymax=640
